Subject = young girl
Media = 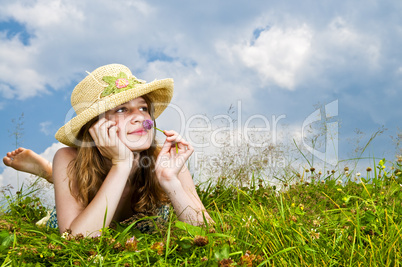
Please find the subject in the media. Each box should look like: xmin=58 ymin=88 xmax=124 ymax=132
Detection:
xmin=3 ymin=64 xmax=212 ymax=237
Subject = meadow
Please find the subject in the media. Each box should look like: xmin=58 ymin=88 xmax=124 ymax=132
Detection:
xmin=1 ymin=136 xmax=402 ymax=266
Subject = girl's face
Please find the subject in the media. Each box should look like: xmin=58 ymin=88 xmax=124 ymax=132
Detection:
xmin=104 ymin=97 xmax=154 ymax=152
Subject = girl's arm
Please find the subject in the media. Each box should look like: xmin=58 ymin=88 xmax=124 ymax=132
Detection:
xmin=156 ymin=130 xmax=213 ymax=225
xmin=53 ymin=118 xmax=134 ymax=236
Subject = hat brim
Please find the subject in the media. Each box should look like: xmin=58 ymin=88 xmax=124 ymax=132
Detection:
xmin=55 ymin=78 xmax=173 ymax=147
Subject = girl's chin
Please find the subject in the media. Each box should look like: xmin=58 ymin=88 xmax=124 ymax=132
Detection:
xmin=126 ymin=143 xmax=152 ymax=152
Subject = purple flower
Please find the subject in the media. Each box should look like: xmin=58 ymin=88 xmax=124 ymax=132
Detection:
xmin=142 ymin=119 xmax=154 ymax=130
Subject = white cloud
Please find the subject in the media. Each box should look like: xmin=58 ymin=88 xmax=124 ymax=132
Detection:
xmin=314 ymin=17 xmax=381 ymax=69
xmin=40 ymin=121 xmax=52 ymax=136
xmin=0 ymin=0 xmax=153 ymax=100
xmin=232 ymin=25 xmax=313 ymax=90
xmin=2 ymin=0 xmax=84 ymax=28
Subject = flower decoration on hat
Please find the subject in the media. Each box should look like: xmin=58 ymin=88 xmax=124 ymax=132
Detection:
xmin=101 ymin=72 xmax=145 ymax=97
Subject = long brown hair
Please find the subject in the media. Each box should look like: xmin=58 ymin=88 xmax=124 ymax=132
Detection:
xmin=67 ymin=95 xmax=168 ymax=215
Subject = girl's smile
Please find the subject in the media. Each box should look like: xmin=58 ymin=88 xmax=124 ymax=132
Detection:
xmin=128 ymin=129 xmax=148 ymax=135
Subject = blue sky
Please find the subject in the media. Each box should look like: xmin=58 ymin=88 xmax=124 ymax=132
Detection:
xmin=1 ymin=0 xmax=402 ymax=190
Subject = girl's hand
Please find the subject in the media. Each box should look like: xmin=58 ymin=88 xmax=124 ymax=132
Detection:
xmin=89 ymin=118 xmax=133 ymax=165
xmin=155 ymin=130 xmax=194 ymax=185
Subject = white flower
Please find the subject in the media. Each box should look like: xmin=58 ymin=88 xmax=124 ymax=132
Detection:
xmin=61 ymin=232 xmax=69 ymax=239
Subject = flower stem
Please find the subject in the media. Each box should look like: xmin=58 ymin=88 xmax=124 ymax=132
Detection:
xmin=155 ymin=127 xmax=178 ymax=153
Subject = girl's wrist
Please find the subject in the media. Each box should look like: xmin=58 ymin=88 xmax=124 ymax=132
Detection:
xmin=159 ymin=176 xmax=181 ymax=191
xmin=110 ymin=158 xmax=134 ymax=172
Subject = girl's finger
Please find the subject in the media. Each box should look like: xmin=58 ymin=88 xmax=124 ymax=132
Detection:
xmin=89 ymin=118 xmax=107 ymax=143
xmin=173 ymin=141 xmax=189 ymax=152
xmin=181 ymin=143 xmax=194 ymax=160
xmin=159 ymin=139 xmax=173 ymax=155
xmin=98 ymin=121 xmax=117 ymax=146
xmin=166 ymin=134 xmax=188 ymax=144
xmin=107 ymin=125 xmax=119 ymax=146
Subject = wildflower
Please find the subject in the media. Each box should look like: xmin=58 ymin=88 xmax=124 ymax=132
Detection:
xmin=299 ymin=204 xmax=304 ymax=210
xmin=113 ymin=242 xmax=123 ymax=251
xmin=194 ymin=236 xmax=209 ymax=246
xmin=356 ymin=172 xmax=361 ymax=176
xmin=151 ymin=242 xmax=165 ymax=255
xmin=318 ymin=171 xmax=322 ymax=175
xmin=331 ymin=170 xmax=336 ymax=174
xmin=310 ymin=229 xmax=320 ymax=240
xmin=337 ymin=188 xmax=342 ymax=192
xmin=143 ymin=119 xmax=177 ymax=152
xmin=61 ymin=232 xmax=69 ymax=239
xmin=88 ymin=254 xmax=104 ymax=264
xmin=367 ymin=167 xmax=372 ymax=172
xmin=344 ymin=167 xmax=349 ymax=172
xmin=291 ymin=203 xmax=295 ymax=207
xmin=345 ymin=171 xmax=349 ymax=175
xmin=305 ymin=169 xmax=310 ymax=173
xmin=310 ymin=167 xmax=315 ymax=172
xmin=125 ymin=236 xmax=139 ymax=252
xmin=75 ymin=233 xmax=84 ymax=241
xmin=342 ymin=197 xmax=348 ymax=202
xmin=219 ymin=258 xmax=234 ymax=266
xmin=240 ymin=251 xmax=256 ymax=267
xmin=142 ymin=119 xmax=154 ymax=130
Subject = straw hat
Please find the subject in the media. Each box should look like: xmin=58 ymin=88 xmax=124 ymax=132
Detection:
xmin=55 ymin=64 xmax=174 ymax=147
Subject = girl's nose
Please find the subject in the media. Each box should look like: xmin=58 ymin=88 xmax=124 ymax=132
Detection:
xmin=129 ymin=111 xmax=145 ymax=124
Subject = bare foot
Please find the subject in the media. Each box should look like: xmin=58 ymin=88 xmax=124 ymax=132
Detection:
xmin=3 ymin=147 xmax=53 ymax=183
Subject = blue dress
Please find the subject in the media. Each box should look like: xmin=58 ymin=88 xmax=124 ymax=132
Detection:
xmin=46 ymin=204 xmax=170 ymax=233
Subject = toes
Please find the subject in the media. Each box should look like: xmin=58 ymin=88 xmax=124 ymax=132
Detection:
xmin=3 ymin=156 xmax=13 ymax=166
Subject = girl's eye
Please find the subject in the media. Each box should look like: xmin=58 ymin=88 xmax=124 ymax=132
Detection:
xmin=139 ymin=106 xmax=148 ymax=112
xmin=116 ymin=107 xmax=127 ymax=113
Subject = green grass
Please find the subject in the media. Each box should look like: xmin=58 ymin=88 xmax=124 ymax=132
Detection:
xmin=1 ymin=158 xmax=402 ymax=266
